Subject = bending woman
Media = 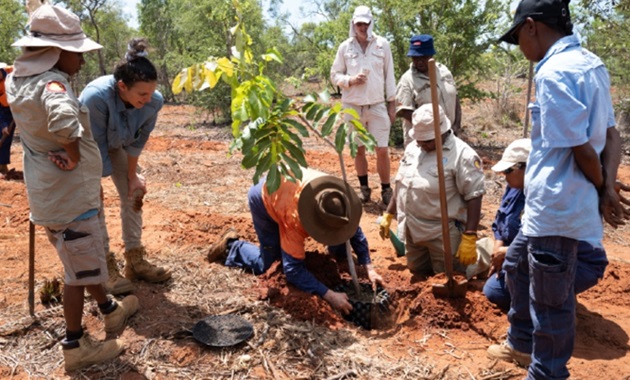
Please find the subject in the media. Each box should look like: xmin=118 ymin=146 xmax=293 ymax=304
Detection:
xmin=80 ymin=38 xmax=171 ymax=294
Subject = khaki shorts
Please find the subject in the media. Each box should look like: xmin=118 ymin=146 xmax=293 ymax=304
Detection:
xmin=45 ymin=214 xmax=108 ymax=286
xmin=343 ymin=102 xmax=391 ymax=147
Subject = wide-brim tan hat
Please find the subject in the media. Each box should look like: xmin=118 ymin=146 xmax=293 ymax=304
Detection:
xmin=12 ymin=4 xmax=102 ymax=53
xmin=298 ymin=175 xmax=362 ymax=246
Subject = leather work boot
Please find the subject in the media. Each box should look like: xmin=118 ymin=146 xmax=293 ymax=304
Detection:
xmin=104 ymin=252 xmax=134 ymax=295
xmin=359 ymin=185 xmax=371 ymax=203
xmin=207 ymin=228 xmax=239 ymax=263
xmin=104 ymin=295 xmax=140 ymax=334
xmin=123 ymin=247 xmax=172 ymax=283
xmin=0 ymin=164 xmax=7 ymax=176
xmin=62 ymin=334 xmax=124 ymax=371
xmin=381 ymin=187 xmax=393 ymax=206
xmin=487 ymin=341 xmax=532 ymax=367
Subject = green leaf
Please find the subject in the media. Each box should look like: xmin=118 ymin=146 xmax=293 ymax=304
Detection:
xmin=247 ymin=88 xmax=263 ymax=118
xmin=283 ymin=119 xmax=309 ymax=137
xmin=321 ymin=112 xmax=338 ymax=137
xmin=313 ymin=107 xmax=329 ymax=124
xmin=280 ymin=152 xmax=302 ymax=178
xmin=281 ymin=139 xmax=308 ymax=167
xmin=241 ymin=149 xmax=260 ymax=169
xmin=265 ymin=164 xmax=281 ymax=194
xmin=305 ymin=103 xmax=321 ymax=121
xmin=334 ymin=122 xmax=347 ymax=153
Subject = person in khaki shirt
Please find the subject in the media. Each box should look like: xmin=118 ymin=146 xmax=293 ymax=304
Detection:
xmin=396 ymin=34 xmax=461 ymax=147
xmin=6 ymin=4 xmax=137 ymax=372
xmin=330 ymin=6 xmax=397 ymax=206
xmin=380 ymin=104 xmax=484 ymax=275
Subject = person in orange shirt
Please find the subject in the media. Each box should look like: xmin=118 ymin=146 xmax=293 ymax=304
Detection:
xmin=207 ymin=168 xmax=384 ymax=314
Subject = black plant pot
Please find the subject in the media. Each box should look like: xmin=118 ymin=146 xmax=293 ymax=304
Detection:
xmin=334 ymin=282 xmax=390 ymax=330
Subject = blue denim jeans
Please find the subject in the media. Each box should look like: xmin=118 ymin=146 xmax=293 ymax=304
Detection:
xmin=483 ymin=241 xmax=607 ymax=312
xmin=504 ymin=231 xmax=578 ymax=380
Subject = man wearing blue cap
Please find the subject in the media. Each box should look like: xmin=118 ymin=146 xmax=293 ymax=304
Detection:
xmin=395 ymin=34 xmax=460 ymax=147
xmin=488 ymin=0 xmax=624 ymax=379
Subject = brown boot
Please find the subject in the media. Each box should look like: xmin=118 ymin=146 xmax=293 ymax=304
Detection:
xmin=123 ymin=246 xmax=172 ymax=283
xmin=104 ymin=252 xmax=134 ymax=295
xmin=207 ymin=228 xmax=239 ymax=263
xmin=62 ymin=334 xmax=124 ymax=371
xmin=103 ymin=295 xmax=139 ymax=334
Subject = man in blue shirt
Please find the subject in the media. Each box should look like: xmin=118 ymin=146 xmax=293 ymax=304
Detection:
xmin=489 ymin=0 xmax=625 ymax=378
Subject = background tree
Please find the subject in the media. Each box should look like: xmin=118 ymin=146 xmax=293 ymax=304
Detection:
xmin=64 ymin=0 xmax=136 ymax=89
xmin=0 ymin=0 xmax=27 ymax=63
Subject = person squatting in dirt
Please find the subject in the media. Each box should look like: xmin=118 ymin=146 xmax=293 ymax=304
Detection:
xmin=207 ymin=168 xmax=385 ymax=314
xmin=5 ymin=3 xmax=138 ymax=371
xmin=488 ymin=0 xmax=627 ymax=378
xmin=79 ymin=38 xmax=171 ymax=295
xmin=482 ymin=138 xmax=608 ymax=315
xmin=379 ymin=104 xmax=487 ymax=276
xmin=0 ymin=63 xmax=16 ymax=179
xmin=330 ymin=5 xmax=397 ymax=206
xmin=395 ymin=34 xmax=462 ymax=146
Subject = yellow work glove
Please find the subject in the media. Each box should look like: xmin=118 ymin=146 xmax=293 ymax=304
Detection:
xmin=456 ymin=232 xmax=478 ymax=266
xmin=379 ymin=212 xmax=394 ymax=240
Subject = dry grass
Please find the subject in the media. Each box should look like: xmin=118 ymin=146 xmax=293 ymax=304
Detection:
xmin=0 ymin=242 xmax=523 ymax=380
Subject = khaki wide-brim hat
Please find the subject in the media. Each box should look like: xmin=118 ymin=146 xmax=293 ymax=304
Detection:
xmin=298 ymin=175 xmax=362 ymax=246
xmin=12 ymin=4 xmax=102 ymax=53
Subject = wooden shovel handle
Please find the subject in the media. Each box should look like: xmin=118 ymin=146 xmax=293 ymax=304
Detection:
xmin=428 ymin=59 xmax=455 ymax=281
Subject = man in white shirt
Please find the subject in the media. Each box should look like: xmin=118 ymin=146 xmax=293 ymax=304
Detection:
xmin=330 ymin=6 xmax=397 ymax=206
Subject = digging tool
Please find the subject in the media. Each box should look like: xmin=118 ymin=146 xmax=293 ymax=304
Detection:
xmin=28 ymin=221 xmax=35 ymax=316
xmin=427 ymin=59 xmax=467 ymax=298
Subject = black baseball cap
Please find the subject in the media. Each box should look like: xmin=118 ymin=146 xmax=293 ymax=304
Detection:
xmin=499 ymin=0 xmax=571 ymax=44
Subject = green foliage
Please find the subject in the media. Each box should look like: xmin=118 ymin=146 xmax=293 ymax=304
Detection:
xmin=65 ymin=0 xmax=137 ymax=82
xmin=0 ymin=0 xmax=27 ymax=62
xmin=578 ymin=0 xmax=630 ymax=109
xmin=173 ymin=0 xmax=374 ymax=193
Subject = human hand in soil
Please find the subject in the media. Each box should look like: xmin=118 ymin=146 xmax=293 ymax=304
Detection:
xmin=48 ymin=150 xmax=77 ymax=171
xmin=323 ymin=290 xmax=353 ymax=315
xmin=364 ymin=263 xmax=384 ymax=290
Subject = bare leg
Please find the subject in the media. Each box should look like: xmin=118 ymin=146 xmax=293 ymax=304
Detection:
xmin=375 ymin=146 xmax=391 ymax=184
xmin=63 ymin=285 xmax=86 ymax=332
xmin=355 ymin=146 xmax=368 ymax=177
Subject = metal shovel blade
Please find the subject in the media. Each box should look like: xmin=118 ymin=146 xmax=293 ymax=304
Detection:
xmin=431 ymin=277 xmax=468 ymax=298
